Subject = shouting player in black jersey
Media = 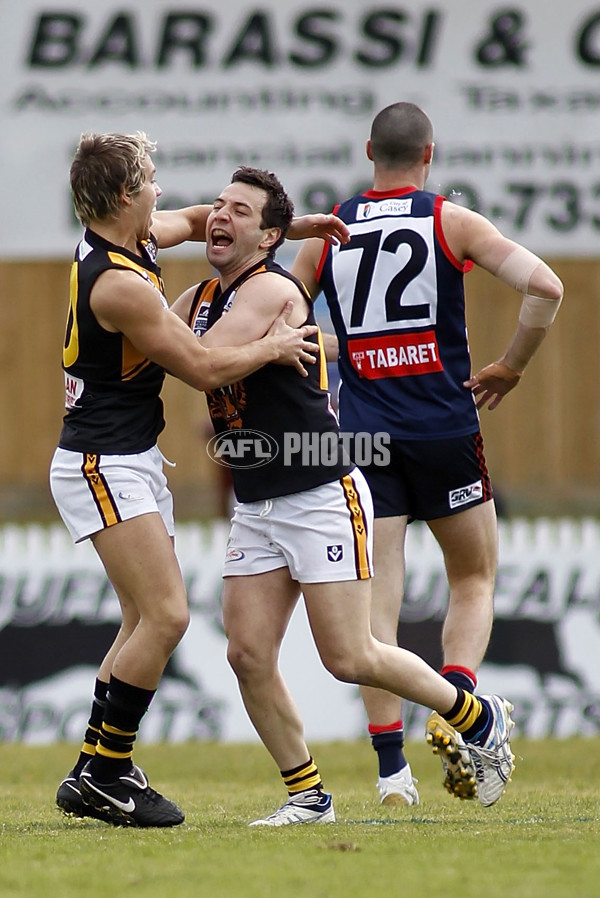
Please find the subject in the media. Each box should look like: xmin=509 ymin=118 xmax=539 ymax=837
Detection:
xmin=51 ymin=131 xmax=350 ymax=827
xmin=172 ymin=166 xmax=517 ymax=825
xmin=291 ymin=102 xmax=564 ymax=807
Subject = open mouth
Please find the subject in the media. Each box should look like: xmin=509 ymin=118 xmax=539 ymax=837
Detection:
xmin=210 ymin=228 xmax=233 ymax=248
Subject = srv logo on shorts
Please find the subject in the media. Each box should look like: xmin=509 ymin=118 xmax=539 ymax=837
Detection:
xmin=327 ymin=545 xmax=343 ymax=562
xmin=449 ymin=480 xmax=483 ymax=509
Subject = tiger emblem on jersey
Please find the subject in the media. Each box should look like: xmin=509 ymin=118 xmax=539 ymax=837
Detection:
xmin=206 ymin=383 xmax=247 ymax=429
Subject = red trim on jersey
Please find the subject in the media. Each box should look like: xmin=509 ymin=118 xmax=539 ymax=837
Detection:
xmin=363 ymin=187 xmax=418 ymax=198
xmin=434 ymin=196 xmax=474 ymax=274
xmin=315 ymin=202 xmax=340 ymax=281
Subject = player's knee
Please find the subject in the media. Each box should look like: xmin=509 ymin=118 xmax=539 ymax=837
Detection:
xmin=319 ymin=641 xmax=379 ymax=684
xmin=155 ymin=604 xmax=190 ymax=652
xmin=226 ymin=639 xmax=270 ymax=682
xmin=320 ymin=651 xmax=362 ymax=684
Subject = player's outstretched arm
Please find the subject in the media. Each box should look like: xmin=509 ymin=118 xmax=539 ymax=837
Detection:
xmin=91 ymin=270 xmax=317 ymax=390
xmin=287 ymin=213 xmax=350 ymax=246
xmin=152 ymin=208 xmax=350 ymax=251
xmin=152 ymin=205 xmax=211 ymax=248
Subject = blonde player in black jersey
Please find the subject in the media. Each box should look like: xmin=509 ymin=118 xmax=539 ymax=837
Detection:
xmin=52 ymin=131 xmax=351 ymax=828
xmin=172 ymin=166 xmax=517 ymax=826
xmin=292 ymin=102 xmax=563 ymax=808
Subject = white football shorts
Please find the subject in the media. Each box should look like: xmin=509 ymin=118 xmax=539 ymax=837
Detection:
xmin=223 ymin=468 xmax=373 ymax=583
xmin=49 ymin=445 xmax=175 ymax=543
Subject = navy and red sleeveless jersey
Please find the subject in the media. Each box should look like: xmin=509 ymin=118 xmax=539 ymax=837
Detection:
xmin=317 ymin=187 xmax=480 ymax=440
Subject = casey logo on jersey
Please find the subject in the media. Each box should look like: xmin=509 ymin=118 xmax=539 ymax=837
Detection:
xmin=348 ymin=330 xmax=443 ymax=379
xmin=358 ymin=199 xmax=413 ymax=218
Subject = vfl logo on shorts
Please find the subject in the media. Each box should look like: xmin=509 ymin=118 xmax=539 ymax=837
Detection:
xmin=449 ymin=480 xmax=483 ymax=509
xmin=327 ymin=545 xmax=343 ymax=562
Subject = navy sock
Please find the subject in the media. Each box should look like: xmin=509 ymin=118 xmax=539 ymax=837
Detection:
xmin=442 ymin=665 xmax=477 ymax=693
xmin=369 ymin=722 xmax=407 ymax=777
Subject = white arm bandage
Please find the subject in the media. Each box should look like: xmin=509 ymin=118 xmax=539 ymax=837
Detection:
xmin=519 ymin=293 xmax=563 ymax=328
xmin=495 ymin=246 xmax=542 ymax=292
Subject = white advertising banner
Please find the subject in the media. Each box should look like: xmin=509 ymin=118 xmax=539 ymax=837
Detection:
xmin=1 ymin=520 xmax=599 ymax=744
xmin=2 ymin=1 xmax=600 ymax=258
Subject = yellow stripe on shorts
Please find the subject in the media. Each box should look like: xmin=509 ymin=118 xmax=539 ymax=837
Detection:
xmin=341 ymin=473 xmax=371 ymax=580
xmin=82 ymin=454 xmax=121 ymax=529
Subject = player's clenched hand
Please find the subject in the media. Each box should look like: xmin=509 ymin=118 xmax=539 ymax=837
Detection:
xmin=267 ymin=301 xmax=319 ymax=376
xmin=464 ymin=360 xmax=522 ymax=410
xmin=287 ymin=213 xmax=351 ymax=245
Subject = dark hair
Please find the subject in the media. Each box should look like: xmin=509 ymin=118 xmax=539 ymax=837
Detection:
xmin=370 ymin=102 xmax=433 ymax=168
xmin=230 ymin=166 xmax=294 ymax=253
xmin=70 ymin=131 xmax=156 ymax=225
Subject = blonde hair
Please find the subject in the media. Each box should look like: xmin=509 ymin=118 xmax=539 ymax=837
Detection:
xmin=70 ymin=131 xmax=157 ymax=225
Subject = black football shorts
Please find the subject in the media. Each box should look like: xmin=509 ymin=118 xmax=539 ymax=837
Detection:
xmin=357 ymin=431 xmax=493 ymax=521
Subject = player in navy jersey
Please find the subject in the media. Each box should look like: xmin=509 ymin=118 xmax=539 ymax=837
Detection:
xmin=292 ymin=102 xmax=563 ymax=806
xmin=51 ymin=131 xmax=349 ymax=827
xmin=172 ymin=165 xmax=518 ymax=825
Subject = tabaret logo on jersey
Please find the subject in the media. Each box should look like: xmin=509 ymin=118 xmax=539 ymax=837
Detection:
xmin=348 ymin=331 xmax=443 ymax=380
xmin=449 ymin=480 xmax=484 ymax=509
xmin=357 ymin=199 xmax=413 ymax=219
xmin=206 ymin=429 xmax=279 ymax=468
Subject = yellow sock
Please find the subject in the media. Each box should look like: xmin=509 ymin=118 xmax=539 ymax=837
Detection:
xmin=281 ymin=757 xmax=323 ymax=795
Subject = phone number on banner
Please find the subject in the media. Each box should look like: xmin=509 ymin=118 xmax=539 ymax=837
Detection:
xmin=442 ymin=180 xmax=600 ymax=233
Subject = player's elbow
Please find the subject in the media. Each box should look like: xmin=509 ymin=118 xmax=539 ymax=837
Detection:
xmin=532 ymin=267 xmax=564 ymax=302
xmin=550 ymin=275 xmax=564 ymax=302
xmin=199 ymin=365 xmax=229 ymax=391
xmin=192 ymin=347 xmax=234 ymax=391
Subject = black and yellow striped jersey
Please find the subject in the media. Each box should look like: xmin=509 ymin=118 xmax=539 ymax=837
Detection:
xmin=188 ymin=257 xmax=353 ymax=502
xmin=59 ymin=228 xmax=166 ymax=454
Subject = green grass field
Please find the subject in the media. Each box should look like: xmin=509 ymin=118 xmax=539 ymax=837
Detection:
xmin=1 ymin=737 xmax=599 ymax=898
